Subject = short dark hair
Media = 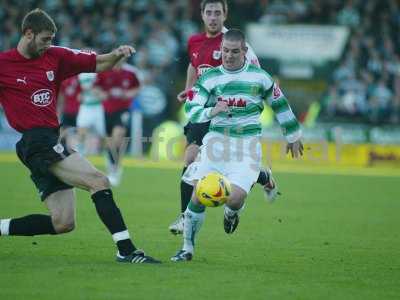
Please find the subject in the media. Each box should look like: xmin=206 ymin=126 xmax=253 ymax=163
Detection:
xmin=21 ymin=8 xmax=57 ymax=34
xmin=201 ymin=0 xmax=228 ymax=14
xmin=223 ymin=29 xmax=246 ymax=47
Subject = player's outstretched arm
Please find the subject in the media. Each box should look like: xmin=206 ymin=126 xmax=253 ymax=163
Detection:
xmin=177 ymin=64 xmax=197 ymax=102
xmin=96 ymin=45 xmax=135 ymax=72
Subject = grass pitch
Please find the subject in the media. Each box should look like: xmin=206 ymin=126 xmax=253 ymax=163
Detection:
xmin=0 ymin=156 xmax=399 ymax=300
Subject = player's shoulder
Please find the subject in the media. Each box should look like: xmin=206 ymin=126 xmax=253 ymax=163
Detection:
xmin=198 ymin=66 xmax=223 ymax=83
xmin=246 ymin=64 xmax=274 ymax=88
xmin=47 ymin=46 xmax=95 ymax=57
xmin=247 ymin=64 xmax=272 ymax=78
xmin=188 ymin=32 xmax=207 ymax=44
xmin=0 ymin=48 xmax=18 ymax=61
xmin=47 ymin=46 xmax=71 ymax=55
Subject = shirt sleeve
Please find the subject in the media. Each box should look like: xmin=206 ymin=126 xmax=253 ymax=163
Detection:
xmin=129 ymin=72 xmax=140 ymax=89
xmin=94 ymin=72 xmax=105 ymax=88
xmin=56 ymin=47 xmax=97 ymax=81
xmin=265 ymin=82 xmax=302 ymax=143
xmin=245 ymin=42 xmax=260 ymax=67
xmin=187 ymin=37 xmax=194 ymax=65
xmin=184 ymin=81 xmax=213 ymax=123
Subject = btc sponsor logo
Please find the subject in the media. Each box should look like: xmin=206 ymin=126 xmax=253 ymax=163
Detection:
xmin=31 ymin=89 xmax=53 ymax=107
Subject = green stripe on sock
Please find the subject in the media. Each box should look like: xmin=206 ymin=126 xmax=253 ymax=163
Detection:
xmin=188 ymin=200 xmax=205 ymax=213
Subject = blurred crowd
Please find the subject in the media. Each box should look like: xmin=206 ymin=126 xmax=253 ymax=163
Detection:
xmin=1 ymin=0 xmax=399 ymax=127
xmin=0 ymin=0 xmax=202 ymax=123
xmin=259 ymin=0 xmax=400 ymax=125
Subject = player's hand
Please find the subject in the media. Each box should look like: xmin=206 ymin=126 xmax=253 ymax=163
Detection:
xmin=286 ymin=140 xmax=304 ymax=158
xmin=210 ymin=101 xmax=230 ymax=117
xmin=177 ymin=90 xmax=187 ymax=102
xmin=113 ymin=45 xmax=135 ymax=58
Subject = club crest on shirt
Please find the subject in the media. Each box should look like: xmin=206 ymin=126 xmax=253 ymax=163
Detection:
xmin=53 ymin=143 xmax=64 ymax=154
xmin=46 ymin=71 xmax=54 ymax=82
xmin=250 ymin=85 xmax=260 ymax=96
xmin=212 ymin=50 xmax=221 ymax=60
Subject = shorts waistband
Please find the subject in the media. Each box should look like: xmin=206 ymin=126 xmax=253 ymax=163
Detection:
xmin=21 ymin=127 xmax=60 ymax=138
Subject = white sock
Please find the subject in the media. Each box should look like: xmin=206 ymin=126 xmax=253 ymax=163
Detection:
xmin=0 ymin=219 xmax=11 ymax=236
xmin=224 ymin=203 xmax=245 ymax=217
xmin=182 ymin=209 xmax=205 ymax=253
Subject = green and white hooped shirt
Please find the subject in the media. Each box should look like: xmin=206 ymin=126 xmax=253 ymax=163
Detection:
xmin=185 ymin=61 xmax=301 ymax=143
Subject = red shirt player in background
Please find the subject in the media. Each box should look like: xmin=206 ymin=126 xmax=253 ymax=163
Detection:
xmin=95 ymin=59 xmax=140 ymax=186
xmin=0 ymin=9 xmax=160 ymax=264
xmin=58 ymin=75 xmax=81 ymax=148
xmin=169 ymin=0 xmax=277 ymax=236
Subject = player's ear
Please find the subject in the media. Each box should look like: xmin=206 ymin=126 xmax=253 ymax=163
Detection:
xmin=24 ymin=29 xmax=34 ymax=40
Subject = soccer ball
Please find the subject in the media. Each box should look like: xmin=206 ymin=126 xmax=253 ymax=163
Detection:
xmin=195 ymin=172 xmax=231 ymax=207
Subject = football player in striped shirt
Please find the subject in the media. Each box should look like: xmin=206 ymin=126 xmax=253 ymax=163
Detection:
xmin=172 ymin=29 xmax=303 ymax=262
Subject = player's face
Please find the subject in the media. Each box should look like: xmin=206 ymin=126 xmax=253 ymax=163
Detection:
xmin=27 ymin=30 xmax=55 ymax=58
xmin=221 ymin=39 xmax=247 ymax=71
xmin=201 ymin=3 xmax=226 ymax=36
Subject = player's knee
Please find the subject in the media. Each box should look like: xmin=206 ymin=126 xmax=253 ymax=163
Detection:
xmin=89 ymin=171 xmax=111 ymax=191
xmin=226 ymin=189 xmax=246 ymax=210
xmin=52 ymin=214 xmax=75 ymax=234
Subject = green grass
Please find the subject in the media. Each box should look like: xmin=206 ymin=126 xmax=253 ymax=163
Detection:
xmin=0 ymin=160 xmax=399 ymax=300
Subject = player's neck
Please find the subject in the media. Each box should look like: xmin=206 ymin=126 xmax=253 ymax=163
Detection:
xmin=223 ymin=60 xmax=246 ymax=72
xmin=17 ymin=39 xmax=32 ymax=59
xmin=205 ymin=31 xmax=222 ymax=38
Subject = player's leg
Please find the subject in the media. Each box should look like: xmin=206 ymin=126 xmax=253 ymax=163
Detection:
xmin=252 ymin=166 xmax=279 ymax=201
xmin=60 ymin=113 xmax=78 ymax=152
xmin=76 ymin=106 xmax=92 ymax=154
xmin=168 ymin=142 xmax=199 ymax=234
xmin=223 ymin=136 xmax=261 ymax=234
xmin=169 ymin=122 xmax=209 ymax=235
xmin=106 ymin=125 xmax=127 ymax=186
xmin=171 ymin=185 xmax=205 ymax=262
xmin=0 ymin=179 xmax=75 ymax=236
xmin=1 ymin=135 xmax=76 ymax=237
xmin=50 ymin=152 xmax=160 ymax=263
xmin=261 ymin=167 xmax=279 ymax=202
xmin=44 ymin=189 xmax=76 ymax=233
xmin=171 ymin=136 xmax=220 ymax=262
xmin=181 ymin=142 xmax=200 ymax=201
xmin=223 ymin=184 xmax=247 ymax=234
xmin=76 ymin=126 xmax=88 ymax=154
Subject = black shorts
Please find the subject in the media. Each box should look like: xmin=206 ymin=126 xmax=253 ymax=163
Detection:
xmin=61 ymin=113 xmax=77 ymax=128
xmin=16 ymin=128 xmax=73 ymax=201
xmin=183 ymin=121 xmax=210 ymax=146
xmin=105 ymin=109 xmax=131 ymax=136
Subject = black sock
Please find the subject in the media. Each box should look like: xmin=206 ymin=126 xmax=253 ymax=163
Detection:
xmin=180 ymin=166 xmax=194 ymax=213
xmin=91 ymin=189 xmax=135 ymax=256
xmin=9 ymin=214 xmax=56 ymax=236
xmin=257 ymin=169 xmax=268 ymax=185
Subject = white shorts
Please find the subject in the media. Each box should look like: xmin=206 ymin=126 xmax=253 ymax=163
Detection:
xmin=76 ymin=104 xmax=105 ymax=136
xmin=182 ymin=131 xmax=262 ymax=194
